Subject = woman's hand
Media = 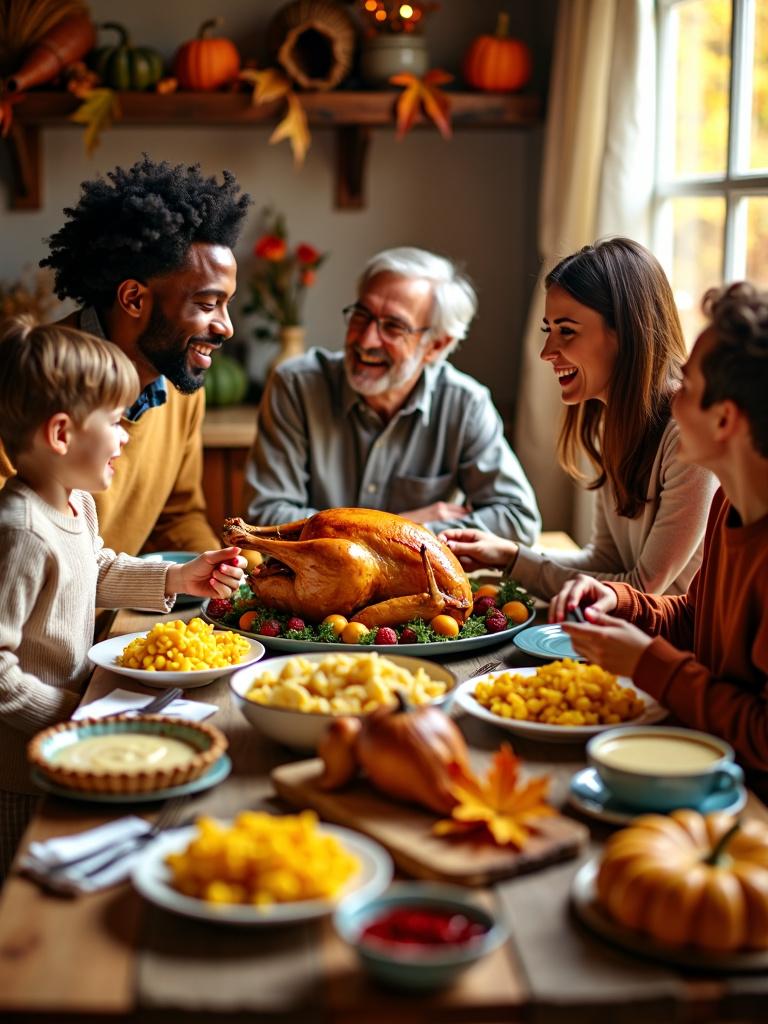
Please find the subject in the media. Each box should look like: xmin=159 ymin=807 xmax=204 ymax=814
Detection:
xmin=548 ymin=573 xmax=618 ymax=623
xmin=437 ymin=528 xmax=517 ymax=572
xmin=166 ymin=546 xmax=246 ymax=600
xmin=561 ymin=611 xmax=653 ymax=678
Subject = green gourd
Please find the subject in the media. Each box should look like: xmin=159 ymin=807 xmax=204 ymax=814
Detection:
xmin=204 ymin=354 xmax=249 ymax=407
xmin=90 ymin=23 xmax=164 ymax=91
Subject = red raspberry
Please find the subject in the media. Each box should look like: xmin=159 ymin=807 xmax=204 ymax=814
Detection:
xmin=258 ymin=619 xmax=282 ymax=637
xmin=485 ymin=611 xmax=508 ymax=634
xmin=286 ymin=616 xmax=305 ymax=632
xmin=473 ymin=595 xmax=498 ymax=616
xmin=374 ymin=627 xmax=398 ymax=645
xmin=206 ymin=598 xmax=233 ymax=620
xmin=399 ymin=627 xmax=418 ymax=644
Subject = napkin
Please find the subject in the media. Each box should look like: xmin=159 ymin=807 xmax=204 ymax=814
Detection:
xmin=72 ymin=688 xmax=217 ymax=722
xmin=20 ymin=816 xmax=153 ymax=894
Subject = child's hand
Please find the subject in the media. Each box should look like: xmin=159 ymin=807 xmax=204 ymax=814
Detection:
xmin=437 ymin=528 xmax=517 ymax=572
xmin=561 ymin=612 xmax=653 ymax=678
xmin=166 ymin=547 xmax=246 ymax=600
xmin=548 ymin=574 xmax=618 ymax=624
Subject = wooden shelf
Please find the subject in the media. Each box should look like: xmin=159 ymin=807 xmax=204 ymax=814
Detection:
xmin=5 ymin=90 xmax=541 ymax=210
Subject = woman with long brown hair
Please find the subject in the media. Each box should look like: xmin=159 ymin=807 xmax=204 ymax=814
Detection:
xmin=439 ymin=237 xmax=716 ymax=598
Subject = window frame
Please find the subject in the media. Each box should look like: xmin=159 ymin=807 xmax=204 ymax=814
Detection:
xmin=653 ymin=0 xmax=768 ymax=283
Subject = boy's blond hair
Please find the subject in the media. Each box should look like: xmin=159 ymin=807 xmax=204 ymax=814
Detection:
xmin=0 ymin=316 xmax=139 ymax=461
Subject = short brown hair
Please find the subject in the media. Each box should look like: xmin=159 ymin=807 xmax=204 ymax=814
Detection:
xmin=0 ymin=316 xmax=139 ymax=460
xmin=700 ymin=282 xmax=768 ymax=457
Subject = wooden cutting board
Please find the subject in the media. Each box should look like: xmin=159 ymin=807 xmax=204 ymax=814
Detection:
xmin=271 ymin=758 xmax=589 ymax=886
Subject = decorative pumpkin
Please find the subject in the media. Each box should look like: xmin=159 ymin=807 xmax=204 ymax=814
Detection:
xmin=317 ymin=692 xmax=471 ymax=815
xmin=462 ymin=12 xmax=532 ymax=94
xmin=597 ymin=809 xmax=768 ymax=952
xmin=172 ymin=17 xmax=240 ymax=92
xmin=203 ymin=353 xmax=248 ymax=407
xmin=90 ymin=23 xmax=164 ymax=91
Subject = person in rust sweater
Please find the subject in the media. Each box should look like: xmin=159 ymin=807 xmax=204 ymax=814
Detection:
xmin=0 ymin=156 xmax=251 ymax=555
xmin=552 ymin=282 xmax=768 ymax=792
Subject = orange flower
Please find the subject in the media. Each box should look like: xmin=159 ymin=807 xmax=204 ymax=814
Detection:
xmin=300 ymin=268 xmax=316 ymax=287
xmin=254 ymin=235 xmax=287 ymax=261
xmin=296 ymin=243 xmax=321 ymax=265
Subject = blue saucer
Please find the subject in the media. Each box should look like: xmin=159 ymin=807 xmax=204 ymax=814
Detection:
xmin=568 ymin=766 xmax=747 ymax=825
xmin=512 ymin=624 xmax=584 ymax=661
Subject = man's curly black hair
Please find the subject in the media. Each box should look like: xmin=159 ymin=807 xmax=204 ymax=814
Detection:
xmin=41 ymin=155 xmax=252 ymax=309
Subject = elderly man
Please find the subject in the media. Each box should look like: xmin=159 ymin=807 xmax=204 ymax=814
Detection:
xmin=243 ymin=246 xmax=540 ymax=541
xmin=0 ymin=155 xmax=251 ymax=555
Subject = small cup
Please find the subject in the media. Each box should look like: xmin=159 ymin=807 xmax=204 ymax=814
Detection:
xmin=587 ymin=726 xmax=744 ymax=812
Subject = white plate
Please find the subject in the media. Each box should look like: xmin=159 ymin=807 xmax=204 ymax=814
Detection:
xmin=571 ymin=858 xmax=768 ymax=972
xmin=132 ymin=821 xmax=393 ymax=926
xmin=87 ymin=631 xmax=265 ymax=689
xmin=201 ymin=599 xmax=534 ymax=657
xmin=453 ymin=668 xmax=666 ymax=743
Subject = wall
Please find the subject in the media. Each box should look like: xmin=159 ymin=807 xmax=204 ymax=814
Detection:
xmin=0 ymin=0 xmax=559 ymax=508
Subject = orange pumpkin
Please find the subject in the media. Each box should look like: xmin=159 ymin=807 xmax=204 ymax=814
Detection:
xmin=172 ymin=17 xmax=240 ymax=91
xmin=597 ymin=809 xmax=768 ymax=952
xmin=462 ymin=12 xmax=532 ymax=94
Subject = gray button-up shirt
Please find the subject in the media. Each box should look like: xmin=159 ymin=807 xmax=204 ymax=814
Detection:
xmin=243 ymin=348 xmax=540 ymax=543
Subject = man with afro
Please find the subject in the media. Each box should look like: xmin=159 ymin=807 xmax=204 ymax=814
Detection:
xmin=0 ymin=155 xmax=251 ymax=555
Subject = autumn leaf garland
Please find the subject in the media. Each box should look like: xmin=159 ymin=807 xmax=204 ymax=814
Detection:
xmin=433 ymin=744 xmax=556 ymax=848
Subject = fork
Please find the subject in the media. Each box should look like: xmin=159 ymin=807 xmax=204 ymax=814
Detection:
xmin=474 ymin=660 xmax=504 ymax=677
xmin=41 ymin=795 xmax=189 ymax=881
xmin=123 ymin=687 xmax=184 ymax=716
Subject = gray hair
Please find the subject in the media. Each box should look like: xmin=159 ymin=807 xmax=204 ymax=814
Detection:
xmin=358 ymin=246 xmax=477 ymax=356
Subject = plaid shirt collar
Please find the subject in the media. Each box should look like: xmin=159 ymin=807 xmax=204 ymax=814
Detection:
xmin=79 ymin=306 xmax=167 ymax=422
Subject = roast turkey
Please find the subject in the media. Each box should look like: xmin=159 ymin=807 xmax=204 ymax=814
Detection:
xmin=221 ymin=507 xmax=473 ymax=627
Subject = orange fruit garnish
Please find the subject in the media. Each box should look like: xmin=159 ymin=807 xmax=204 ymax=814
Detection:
xmin=341 ymin=621 xmax=370 ymax=644
xmin=430 ymin=614 xmax=460 ymax=638
xmin=322 ymin=613 xmax=348 ymax=636
xmin=239 ymin=610 xmax=259 ymax=631
xmin=474 ymin=584 xmax=500 ymax=600
xmin=501 ymin=600 xmax=530 ymax=624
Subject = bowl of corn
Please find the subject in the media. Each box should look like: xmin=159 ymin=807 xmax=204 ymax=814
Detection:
xmin=87 ymin=617 xmax=266 ymax=689
xmin=229 ymin=651 xmax=456 ymax=750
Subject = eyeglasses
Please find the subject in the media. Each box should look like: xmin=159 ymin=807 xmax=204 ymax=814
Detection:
xmin=342 ymin=304 xmax=431 ymax=346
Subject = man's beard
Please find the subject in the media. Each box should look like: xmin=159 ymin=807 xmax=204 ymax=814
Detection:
xmin=137 ymin=305 xmax=209 ymax=394
xmin=344 ymin=344 xmax=426 ymax=397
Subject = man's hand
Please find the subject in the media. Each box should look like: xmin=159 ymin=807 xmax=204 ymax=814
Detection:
xmin=166 ymin=546 xmax=246 ymax=600
xmin=401 ymin=501 xmax=470 ymax=526
xmin=548 ymin=574 xmax=618 ymax=623
xmin=437 ymin=528 xmax=517 ymax=571
xmin=561 ymin=611 xmax=654 ymax=678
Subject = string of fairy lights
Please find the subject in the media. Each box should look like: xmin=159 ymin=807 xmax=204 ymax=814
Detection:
xmin=359 ymin=1 xmax=439 ymax=33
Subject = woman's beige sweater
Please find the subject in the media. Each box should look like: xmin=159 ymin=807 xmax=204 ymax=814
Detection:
xmin=0 ymin=480 xmax=174 ymax=795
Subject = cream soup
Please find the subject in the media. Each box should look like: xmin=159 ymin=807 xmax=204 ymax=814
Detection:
xmin=595 ymin=734 xmax=722 ymax=774
xmin=54 ymin=734 xmax=196 ymax=773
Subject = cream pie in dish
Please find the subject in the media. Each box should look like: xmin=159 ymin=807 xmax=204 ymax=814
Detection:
xmin=28 ymin=716 xmax=228 ymax=795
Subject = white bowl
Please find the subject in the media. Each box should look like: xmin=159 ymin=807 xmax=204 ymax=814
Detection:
xmin=229 ymin=652 xmax=456 ymax=750
xmin=88 ymin=630 xmax=265 ymax=689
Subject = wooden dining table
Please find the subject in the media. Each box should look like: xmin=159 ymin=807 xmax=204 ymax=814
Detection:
xmin=1 ymin=575 xmax=767 ymax=1023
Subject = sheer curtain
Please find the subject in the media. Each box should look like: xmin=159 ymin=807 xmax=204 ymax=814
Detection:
xmin=514 ymin=0 xmax=656 ymax=539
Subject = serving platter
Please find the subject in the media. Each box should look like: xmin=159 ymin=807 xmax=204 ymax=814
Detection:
xmin=87 ymin=631 xmax=265 ymax=688
xmin=453 ymin=670 xmax=666 ymax=743
xmin=132 ymin=822 xmax=393 ymax=926
xmin=200 ymin=599 xmax=534 ymax=657
xmin=571 ymin=858 xmax=768 ymax=971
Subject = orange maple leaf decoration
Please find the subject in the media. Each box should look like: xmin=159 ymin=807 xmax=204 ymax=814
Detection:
xmin=0 ymin=92 xmax=25 ymax=138
xmin=433 ymin=744 xmax=556 ymax=848
xmin=240 ymin=68 xmax=310 ymax=166
xmin=390 ymin=69 xmax=453 ymax=141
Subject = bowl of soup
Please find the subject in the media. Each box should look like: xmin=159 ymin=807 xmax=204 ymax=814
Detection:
xmin=586 ymin=726 xmax=744 ymax=811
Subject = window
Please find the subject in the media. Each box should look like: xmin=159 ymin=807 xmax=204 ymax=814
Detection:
xmin=655 ymin=0 xmax=767 ymax=343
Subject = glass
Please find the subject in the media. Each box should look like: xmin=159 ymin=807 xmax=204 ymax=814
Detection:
xmin=745 ymin=195 xmax=768 ymax=284
xmin=666 ymin=195 xmax=726 ymax=345
xmin=672 ymin=0 xmax=732 ymax=178
xmin=342 ymin=304 xmax=430 ymax=345
xmin=749 ymin=1 xmax=768 ymax=171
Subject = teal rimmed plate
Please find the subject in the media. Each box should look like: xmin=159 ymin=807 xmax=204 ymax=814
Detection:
xmin=512 ymin=623 xmax=583 ymax=661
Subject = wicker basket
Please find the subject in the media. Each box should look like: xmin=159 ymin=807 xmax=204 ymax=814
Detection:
xmin=267 ymin=0 xmax=356 ymax=91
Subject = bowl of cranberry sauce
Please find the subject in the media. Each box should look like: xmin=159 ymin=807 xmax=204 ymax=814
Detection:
xmin=333 ymin=882 xmax=508 ymax=990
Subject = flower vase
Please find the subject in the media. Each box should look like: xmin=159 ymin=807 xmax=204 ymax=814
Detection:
xmin=271 ymin=325 xmax=306 ymax=373
xmin=360 ymin=35 xmax=429 ymax=88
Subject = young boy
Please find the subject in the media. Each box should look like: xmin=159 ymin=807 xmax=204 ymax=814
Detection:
xmin=554 ymin=282 xmax=768 ymax=795
xmin=0 ymin=318 xmax=246 ymax=877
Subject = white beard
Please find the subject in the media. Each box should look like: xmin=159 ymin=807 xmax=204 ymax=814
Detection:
xmin=344 ymin=343 xmax=427 ymax=397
